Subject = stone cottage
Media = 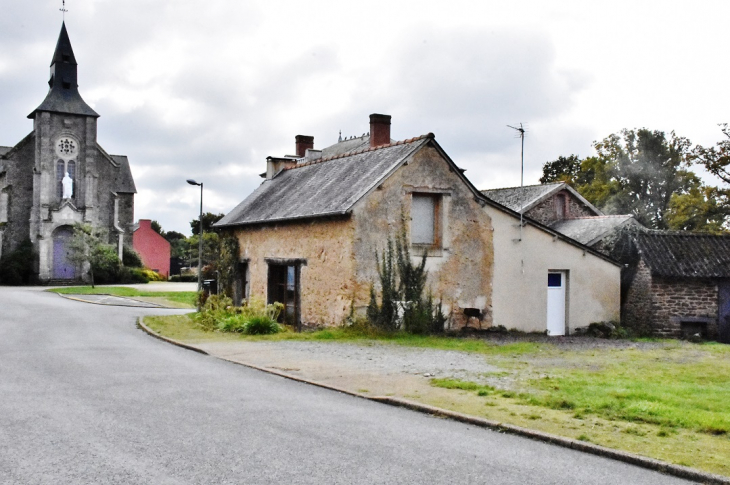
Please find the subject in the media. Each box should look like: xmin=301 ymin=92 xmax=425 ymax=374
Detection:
xmin=0 ymin=22 xmax=136 ymax=282
xmin=621 ymin=231 xmax=730 ymax=342
xmin=215 ymin=114 xmax=621 ymax=333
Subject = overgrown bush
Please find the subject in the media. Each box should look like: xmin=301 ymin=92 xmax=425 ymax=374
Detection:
xmin=195 ymin=294 xmax=234 ymax=330
xmin=122 ymin=246 xmax=143 ymax=268
xmin=197 ymin=296 xmax=283 ymax=334
xmin=0 ymin=239 xmax=35 ymax=285
xmin=169 ymin=274 xmax=198 ymax=282
xmin=367 ymin=228 xmax=446 ymax=334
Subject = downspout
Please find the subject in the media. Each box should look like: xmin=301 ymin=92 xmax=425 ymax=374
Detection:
xmin=112 ymin=192 xmax=124 ymax=260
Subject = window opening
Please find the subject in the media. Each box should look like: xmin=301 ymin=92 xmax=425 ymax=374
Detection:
xmin=411 ymin=193 xmax=441 ymax=247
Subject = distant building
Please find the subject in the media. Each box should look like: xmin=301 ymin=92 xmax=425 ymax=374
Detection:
xmin=133 ymin=220 xmax=171 ymax=277
xmin=0 ymin=22 xmax=136 ymax=282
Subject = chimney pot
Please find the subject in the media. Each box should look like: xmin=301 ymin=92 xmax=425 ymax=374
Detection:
xmin=295 ymin=135 xmax=314 ymax=158
xmin=369 ymin=114 xmax=391 ymax=147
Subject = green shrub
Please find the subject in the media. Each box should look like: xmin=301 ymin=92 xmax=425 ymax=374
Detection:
xmin=169 ymin=274 xmax=198 ymax=282
xmin=122 ymin=246 xmax=143 ymax=268
xmin=0 ymin=239 xmax=35 ymax=285
xmin=243 ymin=315 xmax=282 ymax=335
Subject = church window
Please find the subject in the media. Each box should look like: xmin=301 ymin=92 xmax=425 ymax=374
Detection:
xmin=56 ymin=160 xmax=65 ymax=199
xmin=56 ymin=159 xmax=76 ymax=200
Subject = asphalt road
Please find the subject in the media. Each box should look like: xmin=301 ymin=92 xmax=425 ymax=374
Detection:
xmin=0 ymin=286 xmax=695 ymax=484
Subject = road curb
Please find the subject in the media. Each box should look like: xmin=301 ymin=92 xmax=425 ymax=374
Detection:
xmin=56 ymin=293 xmax=165 ymax=308
xmin=136 ymin=319 xmax=729 ymax=485
xmin=137 ymin=318 xmax=209 ymax=355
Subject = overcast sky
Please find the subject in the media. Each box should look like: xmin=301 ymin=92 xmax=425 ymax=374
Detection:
xmin=2 ymin=1 xmax=729 ymax=234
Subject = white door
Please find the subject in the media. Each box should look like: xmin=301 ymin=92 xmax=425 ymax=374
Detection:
xmin=547 ymin=272 xmax=566 ymax=336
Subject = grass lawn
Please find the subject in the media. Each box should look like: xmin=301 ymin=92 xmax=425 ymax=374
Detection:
xmin=142 ymin=314 xmax=730 ymax=476
xmin=47 ymin=286 xmax=196 ymax=308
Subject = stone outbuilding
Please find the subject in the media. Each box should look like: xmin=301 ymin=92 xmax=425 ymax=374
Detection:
xmin=621 ymin=231 xmax=730 ymax=342
xmin=215 ymin=114 xmax=621 ymax=333
xmin=482 ymin=182 xmax=640 ymax=253
xmin=133 ymin=220 xmax=171 ymax=277
xmin=0 ymin=22 xmax=135 ymax=282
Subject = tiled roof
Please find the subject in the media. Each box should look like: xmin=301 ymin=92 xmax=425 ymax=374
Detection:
xmin=481 ymin=182 xmax=602 ymax=215
xmin=551 ymin=215 xmax=636 ymax=246
xmin=482 ymin=183 xmax=562 ymax=212
xmin=637 ymin=231 xmax=730 ymax=278
xmin=215 ymin=135 xmax=432 ymax=227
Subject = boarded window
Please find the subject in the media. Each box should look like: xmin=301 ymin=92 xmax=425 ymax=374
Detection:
xmin=411 ymin=194 xmax=438 ymax=245
xmin=56 ymin=160 xmax=65 ymax=199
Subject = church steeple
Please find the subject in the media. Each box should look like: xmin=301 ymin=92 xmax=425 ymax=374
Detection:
xmin=29 ymin=22 xmax=99 ymax=119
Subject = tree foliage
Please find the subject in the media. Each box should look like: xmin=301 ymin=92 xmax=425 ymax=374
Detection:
xmin=539 ymin=155 xmax=582 ymax=184
xmin=540 ymin=128 xmax=728 ymax=231
xmin=190 ymin=212 xmax=225 ymax=236
xmin=0 ymin=239 xmax=35 ymax=285
xmin=694 ymin=123 xmax=730 ymax=185
xmin=67 ymin=223 xmax=118 ymax=287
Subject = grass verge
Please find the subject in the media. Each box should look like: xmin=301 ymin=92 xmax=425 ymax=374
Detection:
xmin=47 ymin=286 xmax=196 ymax=308
xmin=141 ymin=314 xmax=730 ymax=477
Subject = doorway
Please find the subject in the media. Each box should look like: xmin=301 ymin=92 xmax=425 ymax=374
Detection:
xmin=267 ymin=262 xmax=300 ymax=328
xmin=52 ymin=226 xmax=76 ymax=280
xmin=547 ymin=271 xmax=567 ymax=336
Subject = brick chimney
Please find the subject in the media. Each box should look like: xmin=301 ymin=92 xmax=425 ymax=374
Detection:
xmin=369 ymin=113 xmax=391 ymax=147
xmin=295 ymin=135 xmax=314 ymax=157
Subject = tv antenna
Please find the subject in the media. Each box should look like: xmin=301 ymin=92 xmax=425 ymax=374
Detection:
xmin=507 ymin=123 xmax=527 ymax=241
xmin=60 ymin=0 xmax=68 ymax=20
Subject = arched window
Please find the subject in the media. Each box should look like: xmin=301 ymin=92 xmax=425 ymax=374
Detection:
xmin=56 ymin=160 xmax=65 ymax=199
xmin=67 ymin=160 xmax=76 ymax=198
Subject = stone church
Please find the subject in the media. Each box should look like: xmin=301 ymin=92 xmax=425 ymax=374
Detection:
xmin=0 ymin=22 xmax=136 ymax=282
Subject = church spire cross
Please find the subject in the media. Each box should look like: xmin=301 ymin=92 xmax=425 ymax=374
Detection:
xmin=60 ymin=0 xmax=68 ymax=20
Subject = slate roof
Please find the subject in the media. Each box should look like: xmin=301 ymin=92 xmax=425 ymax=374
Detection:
xmin=636 ymin=231 xmax=730 ymax=278
xmin=110 ymin=154 xmax=137 ymax=193
xmin=482 ymin=182 xmax=602 ymax=215
xmin=29 ymin=22 xmax=99 ymax=119
xmin=551 ymin=215 xmax=636 ymax=246
xmin=215 ymin=135 xmax=432 ymax=227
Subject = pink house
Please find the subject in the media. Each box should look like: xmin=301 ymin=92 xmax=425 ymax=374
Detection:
xmin=133 ymin=219 xmax=171 ymax=277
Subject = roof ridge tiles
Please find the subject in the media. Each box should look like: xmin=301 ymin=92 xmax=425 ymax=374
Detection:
xmin=283 ymin=133 xmax=434 ymax=171
xmin=482 ymin=182 xmax=563 ymax=192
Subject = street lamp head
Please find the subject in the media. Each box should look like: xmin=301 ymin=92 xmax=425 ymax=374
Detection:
xmin=187 ymin=179 xmax=201 ymax=186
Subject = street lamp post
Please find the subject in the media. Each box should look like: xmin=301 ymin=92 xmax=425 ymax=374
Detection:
xmin=187 ymin=179 xmax=203 ymax=299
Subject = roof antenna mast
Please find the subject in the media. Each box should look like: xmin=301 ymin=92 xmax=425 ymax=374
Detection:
xmin=60 ymin=0 xmax=68 ymax=20
xmin=507 ymin=123 xmax=527 ymax=241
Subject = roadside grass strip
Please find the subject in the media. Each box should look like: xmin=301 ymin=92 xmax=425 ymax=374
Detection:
xmin=143 ymin=313 xmax=730 ymax=477
xmin=47 ymin=286 xmax=196 ymax=307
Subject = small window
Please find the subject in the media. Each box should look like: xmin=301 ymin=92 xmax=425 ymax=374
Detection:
xmin=555 ymin=194 xmax=568 ymax=219
xmin=548 ymin=273 xmax=562 ymax=287
xmin=411 ymin=193 xmax=441 ymax=247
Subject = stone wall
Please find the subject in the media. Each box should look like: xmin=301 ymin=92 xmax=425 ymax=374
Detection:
xmin=527 ymin=190 xmax=597 ymax=226
xmin=233 ymin=217 xmax=358 ymax=327
xmin=621 ymin=259 xmax=654 ymax=335
xmin=1 ymin=133 xmax=35 ymax=255
xmin=622 ymin=257 xmax=720 ymax=338
xmin=351 ymin=144 xmax=494 ymax=329
xmin=650 ymin=276 xmax=718 ymax=338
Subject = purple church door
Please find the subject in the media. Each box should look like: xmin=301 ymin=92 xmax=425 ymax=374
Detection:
xmin=52 ymin=226 xmax=76 ymax=280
